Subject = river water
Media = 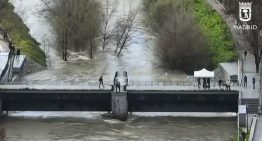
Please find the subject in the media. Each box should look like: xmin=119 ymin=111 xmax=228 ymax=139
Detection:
xmin=0 ymin=0 xmax=237 ymax=140
xmin=0 ymin=112 xmax=236 ymax=141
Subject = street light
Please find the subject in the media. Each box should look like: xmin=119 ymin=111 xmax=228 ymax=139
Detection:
xmin=246 ymin=105 xmax=249 ymax=134
xmin=260 ymin=62 xmax=262 ymax=114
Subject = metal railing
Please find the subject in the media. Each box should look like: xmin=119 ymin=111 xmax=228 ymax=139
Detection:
xmin=128 ymin=81 xmax=194 ymax=87
xmin=6 ymin=80 xmax=113 ymax=87
xmin=0 ymin=79 xmax=241 ymax=89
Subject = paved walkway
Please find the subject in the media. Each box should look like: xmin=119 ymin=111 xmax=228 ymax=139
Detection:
xmin=253 ymin=116 xmax=262 ymax=141
xmin=0 ymin=83 xmax=241 ymax=91
xmin=241 ymin=53 xmax=260 ymax=99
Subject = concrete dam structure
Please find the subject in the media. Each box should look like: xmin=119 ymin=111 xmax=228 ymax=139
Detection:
xmin=0 ymin=89 xmax=239 ymax=120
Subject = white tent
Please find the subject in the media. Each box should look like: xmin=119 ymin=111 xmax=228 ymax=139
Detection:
xmin=194 ymin=68 xmax=214 ymax=78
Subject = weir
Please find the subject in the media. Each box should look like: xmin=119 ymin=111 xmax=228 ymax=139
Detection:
xmin=0 ymin=88 xmax=239 ymax=121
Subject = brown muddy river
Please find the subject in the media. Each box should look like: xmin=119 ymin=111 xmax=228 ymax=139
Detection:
xmin=0 ymin=113 xmax=236 ymax=141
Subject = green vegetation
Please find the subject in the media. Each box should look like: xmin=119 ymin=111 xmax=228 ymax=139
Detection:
xmin=193 ymin=0 xmax=237 ymax=66
xmin=143 ymin=0 xmax=237 ymax=70
xmin=230 ymin=133 xmax=238 ymax=141
xmin=0 ymin=0 xmax=46 ymax=66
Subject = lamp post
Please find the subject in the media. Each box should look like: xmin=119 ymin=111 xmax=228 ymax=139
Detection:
xmin=246 ymin=105 xmax=249 ymax=133
xmin=258 ymin=62 xmax=262 ymax=113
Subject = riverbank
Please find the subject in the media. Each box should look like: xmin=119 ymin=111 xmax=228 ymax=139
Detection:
xmin=193 ymin=0 xmax=237 ymax=66
xmin=0 ymin=0 xmax=46 ymax=66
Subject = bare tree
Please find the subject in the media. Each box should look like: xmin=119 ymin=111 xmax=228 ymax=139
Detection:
xmin=41 ymin=0 xmax=73 ymax=61
xmin=73 ymin=0 xmax=102 ymax=59
xmin=143 ymin=0 xmax=191 ymax=34
xmin=113 ymin=10 xmax=137 ymax=57
xmin=86 ymin=13 xmax=101 ymax=59
xmin=101 ymin=0 xmax=117 ymax=50
xmin=41 ymin=0 xmax=102 ymax=61
xmin=157 ymin=6 xmax=211 ymax=73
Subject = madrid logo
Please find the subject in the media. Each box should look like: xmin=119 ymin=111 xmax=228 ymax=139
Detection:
xmin=239 ymin=2 xmax=252 ymax=22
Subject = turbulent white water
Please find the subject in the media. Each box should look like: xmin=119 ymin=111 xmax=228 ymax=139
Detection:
xmin=9 ymin=0 xmax=188 ymax=83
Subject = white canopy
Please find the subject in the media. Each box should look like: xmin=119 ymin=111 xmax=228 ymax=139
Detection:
xmin=194 ymin=68 xmax=214 ymax=78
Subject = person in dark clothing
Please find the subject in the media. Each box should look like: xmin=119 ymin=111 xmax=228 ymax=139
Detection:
xmin=252 ymin=77 xmax=255 ymax=89
xmin=16 ymin=49 xmax=20 ymax=58
xmin=244 ymin=50 xmax=247 ymax=60
xmin=99 ymin=76 xmax=104 ymax=88
xmin=197 ymin=78 xmax=201 ymax=88
xmin=218 ymin=79 xmax=222 ymax=88
xmin=203 ymin=78 xmax=207 ymax=88
xmin=116 ymin=80 xmax=121 ymax=93
xmin=9 ymin=42 xmax=15 ymax=52
xmin=3 ymin=30 xmax=8 ymax=40
xmin=244 ymin=75 xmax=247 ymax=87
xmin=16 ymin=49 xmax=20 ymax=55
xmin=207 ymin=78 xmax=210 ymax=88
xmin=226 ymin=80 xmax=231 ymax=91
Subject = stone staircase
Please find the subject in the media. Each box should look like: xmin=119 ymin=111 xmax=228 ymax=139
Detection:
xmin=241 ymin=98 xmax=259 ymax=114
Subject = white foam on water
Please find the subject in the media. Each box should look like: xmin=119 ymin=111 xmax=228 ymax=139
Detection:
xmin=103 ymin=119 xmax=123 ymax=124
xmin=133 ymin=112 xmax=237 ymax=117
xmin=9 ymin=112 xmax=105 ymax=119
xmin=8 ymin=111 xmax=236 ymax=120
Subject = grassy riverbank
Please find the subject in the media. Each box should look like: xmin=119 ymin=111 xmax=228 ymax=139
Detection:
xmin=231 ymin=133 xmax=238 ymax=141
xmin=0 ymin=0 xmax=46 ymax=66
xmin=193 ymin=0 xmax=237 ymax=66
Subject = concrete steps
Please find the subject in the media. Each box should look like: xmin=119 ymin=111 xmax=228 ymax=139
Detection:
xmin=241 ymin=98 xmax=259 ymax=114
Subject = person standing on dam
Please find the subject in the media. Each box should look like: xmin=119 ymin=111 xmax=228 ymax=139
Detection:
xmin=218 ymin=79 xmax=222 ymax=89
xmin=252 ymin=77 xmax=255 ymax=89
xmin=197 ymin=78 xmax=201 ymax=88
xmin=244 ymin=50 xmax=247 ymax=60
xmin=99 ymin=76 xmax=104 ymax=88
xmin=226 ymin=80 xmax=231 ymax=91
xmin=244 ymin=75 xmax=247 ymax=87
xmin=3 ymin=30 xmax=8 ymax=40
xmin=116 ymin=80 xmax=121 ymax=93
